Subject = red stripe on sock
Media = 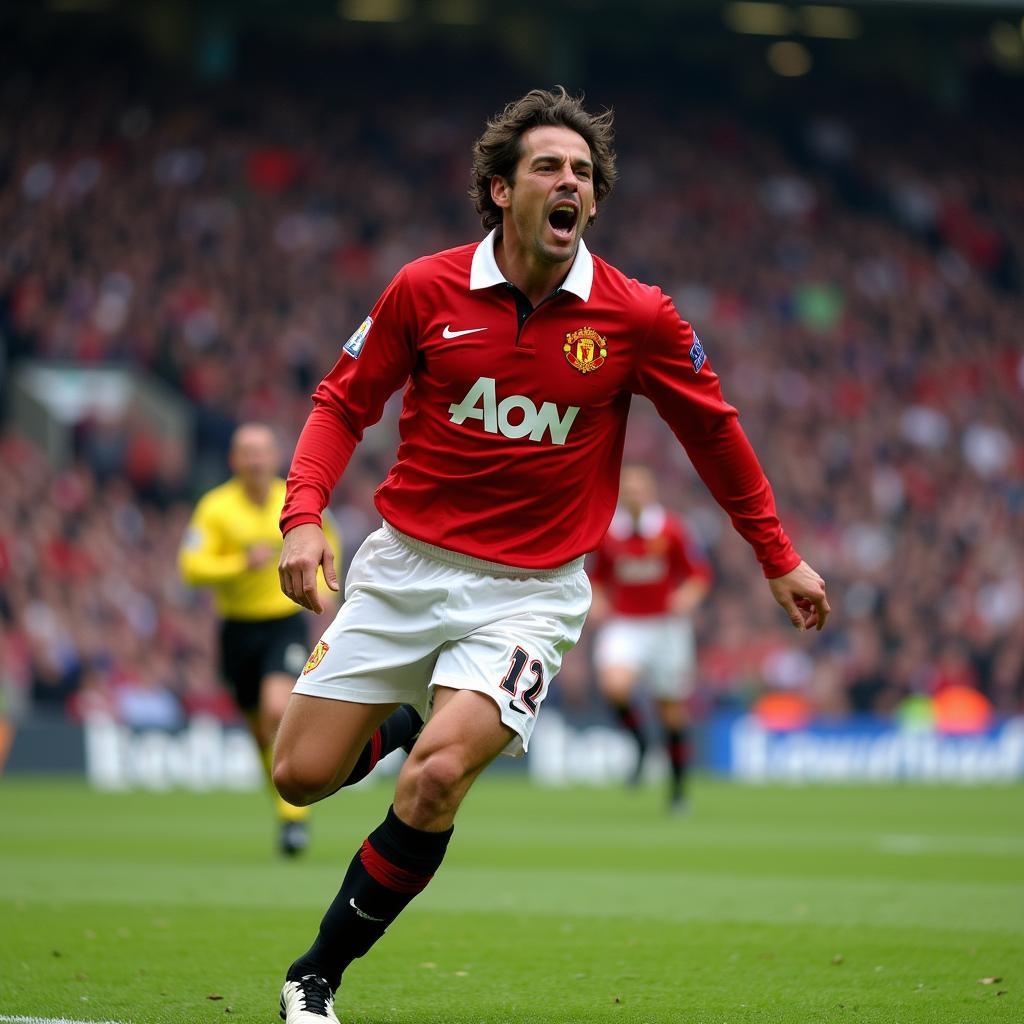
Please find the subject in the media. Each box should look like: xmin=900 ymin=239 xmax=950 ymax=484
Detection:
xmin=618 ymin=707 xmax=640 ymax=732
xmin=367 ymin=729 xmax=383 ymax=771
xmin=668 ymin=740 xmax=688 ymax=769
xmin=359 ymin=839 xmax=432 ymax=894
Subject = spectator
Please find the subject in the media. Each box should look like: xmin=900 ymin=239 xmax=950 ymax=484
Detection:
xmin=0 ymin=70 xmax=1020 ymax=724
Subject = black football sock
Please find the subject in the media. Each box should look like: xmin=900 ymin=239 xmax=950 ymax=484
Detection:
xmin=664 ymin=725 xmax=690 ymax=801
xmin=337 ymin=705 xmax=423 ymax=789
xmin=612 ymin=701 xmax=647 ymax=764
xmin=288 ymin=805 xmax=452 ymax=991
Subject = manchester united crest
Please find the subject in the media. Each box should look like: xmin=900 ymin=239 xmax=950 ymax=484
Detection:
xmin=564 ymin=327 xmax=608 ymax=374
xmin=302 ymin=639 xmax=330 ymax=676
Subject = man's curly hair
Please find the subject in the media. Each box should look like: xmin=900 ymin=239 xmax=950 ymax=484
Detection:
xmin=470 ymin=86 xmax=617 ymax=232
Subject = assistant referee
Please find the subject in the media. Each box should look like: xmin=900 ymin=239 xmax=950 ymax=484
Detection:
xmin=179 ymin=422 xmax=340 ymax=856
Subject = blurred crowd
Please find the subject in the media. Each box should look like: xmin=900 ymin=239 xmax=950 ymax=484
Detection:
xmin=1 ymin=68 xmax=1021 ymax=729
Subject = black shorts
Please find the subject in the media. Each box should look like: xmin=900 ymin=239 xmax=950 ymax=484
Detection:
xmin=219 ymin=614 xmax=310 ymax=712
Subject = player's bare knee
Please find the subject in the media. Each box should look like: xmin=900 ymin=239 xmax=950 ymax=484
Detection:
xmin=262 ymin=693 xmax=288 ymax=726
xmin=272 ymin=756 xmax=328 ymax=807
xmin=260 ymin=708 xmax=287 ymax=744
xmin=601 ymin=680 xmax=633 ymax=705
xmin=403 ymin=749 xmax=467 ymax=820
xmin=260 ymin=677 xmax=292 ymax=726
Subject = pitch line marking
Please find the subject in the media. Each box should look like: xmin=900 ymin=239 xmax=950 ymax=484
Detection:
xmin=878 ymin=833 xmax=1024 ymax=855
xmin=0 ymin=1016 xmax=132 ymax=1024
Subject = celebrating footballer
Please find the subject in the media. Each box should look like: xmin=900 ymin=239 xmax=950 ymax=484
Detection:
xmin=272 ymin=86 xmax=829 ymax=1023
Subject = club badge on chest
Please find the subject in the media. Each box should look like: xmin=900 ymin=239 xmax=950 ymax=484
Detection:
xmin=563 ymin=326 xmax=608 ymax=374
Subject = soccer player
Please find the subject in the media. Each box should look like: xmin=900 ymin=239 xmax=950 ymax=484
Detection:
xmin=590 ymin=463 xmax=712 ymax=812
xmin=178 ymin=423 xmax=344 ymax=856
xmin=272 ymin=88 xmax=829 ymax=1022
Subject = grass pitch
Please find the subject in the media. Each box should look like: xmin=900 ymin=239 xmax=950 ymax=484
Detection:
xmin=0 ymin=776 xmax=1021 ymax=1024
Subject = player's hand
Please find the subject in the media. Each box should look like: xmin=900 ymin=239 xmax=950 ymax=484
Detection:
xmin=668 ymin=580 xmax=709 ymax=618
xmin=279 ymin=523 xmax=339 ymax=614
xmin=768 ymin=560 xmax=830 ymax=632
xmin=246 ymin=544 xmax=276 ymax=570
xmin=669 ymin=591 xmax=698 ymax=617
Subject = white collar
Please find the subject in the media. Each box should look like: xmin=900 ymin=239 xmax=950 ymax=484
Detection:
xmin=469 ymin=228 xmax=593 ymax=302
xmin=609 ymin=504 xmax=667 ymax=539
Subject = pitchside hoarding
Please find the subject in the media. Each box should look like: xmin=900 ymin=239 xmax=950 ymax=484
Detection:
xmin=708 ymin=713 xmax=1024 ymax=784
xmin=526 ymin=711 xmax=1024 ymax=786
xmin=5 ymin=712 xmax=1023 ymax=787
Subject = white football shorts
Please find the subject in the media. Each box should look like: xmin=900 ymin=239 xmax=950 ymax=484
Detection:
xmin=595 ymin=615 xmax=697 ymax=700
xmin=294 ymin=522 xmax=592 ymax=755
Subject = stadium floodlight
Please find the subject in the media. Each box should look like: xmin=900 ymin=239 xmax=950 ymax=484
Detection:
xmin=338 ymin=0 xmax=411 ymax=23
xmin=428 ymin=0 xmax=481 ymax=26
xmin=767 ymin=40 xmax=813 ymax=77
xmin=724 ymin=2 xmax=796 ymax=36
xmin=800 ymin=5 xmax=862 ymax=40
xmin=990 ymin=20 xmax=1024 ymax=69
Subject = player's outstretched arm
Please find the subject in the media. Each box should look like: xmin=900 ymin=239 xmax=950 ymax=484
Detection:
xmin=279 ymin=523 xmax=339 ymax=614
xmin=768 ymin=560 xmax=830 ymax=632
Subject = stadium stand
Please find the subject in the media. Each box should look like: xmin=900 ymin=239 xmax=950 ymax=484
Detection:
xmin=1 ymin=62 xmax=1021 ymax=731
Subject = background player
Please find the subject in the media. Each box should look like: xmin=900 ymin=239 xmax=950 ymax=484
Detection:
xmin=178 ymin=423 xmax=342 ymax=856
xmin=272 ymin=88 xmax=829 ymax=1023
xmin=590 ymin=463 xmax=711 ymax=811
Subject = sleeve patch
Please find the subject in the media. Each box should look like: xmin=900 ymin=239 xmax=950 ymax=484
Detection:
xmin=689 ymin=334 xmax=706 ymax=373
xmin=343 ymin=315 xmax=373 ymax=359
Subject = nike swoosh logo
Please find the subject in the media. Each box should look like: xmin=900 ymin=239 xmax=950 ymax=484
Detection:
xmin=442 ymin=325 xmax=487 ymax=339
xmin=508 ymin=699 xmax=526 ymax=716
xmin=349 ymin=898 xmax=385 ymax=922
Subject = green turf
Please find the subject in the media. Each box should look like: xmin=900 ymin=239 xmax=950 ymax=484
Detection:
xmin=1 ymin=777 xmax=1021 ymax=1024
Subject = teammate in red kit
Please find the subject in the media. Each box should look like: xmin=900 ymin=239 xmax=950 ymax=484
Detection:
xmin=272 ymin=87 xmax=829 ymax=1023
xmin=591 ymin=464 xmax=712 ymax=811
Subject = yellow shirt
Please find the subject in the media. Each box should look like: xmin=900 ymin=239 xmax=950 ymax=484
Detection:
xmin=179 ymin=477 xmax=341 ymax=621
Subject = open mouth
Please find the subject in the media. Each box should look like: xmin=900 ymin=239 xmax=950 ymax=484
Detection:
xmin=548 ymin=202 xmax=579 ymax=239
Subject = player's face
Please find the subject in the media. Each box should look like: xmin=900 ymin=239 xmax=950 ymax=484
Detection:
xmin=229 ymin=426 xmax=279 ymax=488
xmin=494 ymin=125 xmax=596 ymax=266
xmin=620 ymin=466 xmax=656 ymax=516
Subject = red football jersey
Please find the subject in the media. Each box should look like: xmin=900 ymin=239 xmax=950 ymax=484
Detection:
xmin=282 ymin=232 xmax=800 ymax=576
xmin=591 ymin=505 xmax=713 ymax=617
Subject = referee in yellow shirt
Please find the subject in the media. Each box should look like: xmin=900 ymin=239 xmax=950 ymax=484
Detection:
xmin=179 ymin=423 xmax=341 ymax=856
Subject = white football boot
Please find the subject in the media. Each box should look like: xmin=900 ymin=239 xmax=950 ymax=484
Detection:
xmin=279 ymin=973 xmax=340 ymax=1023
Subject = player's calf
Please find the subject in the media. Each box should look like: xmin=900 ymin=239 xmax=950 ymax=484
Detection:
xmin=273 ymin=696 xmax=398 ymax=804
xmin=335 ymin=704 xmax=423 ymax=789
xmin=285 ymin=805 xmax=453 ymax=1004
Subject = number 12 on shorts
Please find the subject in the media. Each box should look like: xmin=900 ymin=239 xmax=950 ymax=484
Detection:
xmin=500 ymin=645 xmax=544 ymax=716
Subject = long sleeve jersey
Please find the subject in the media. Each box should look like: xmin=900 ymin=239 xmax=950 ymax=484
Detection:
xmin=281 ymin=231 xmax=800 ymax=577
